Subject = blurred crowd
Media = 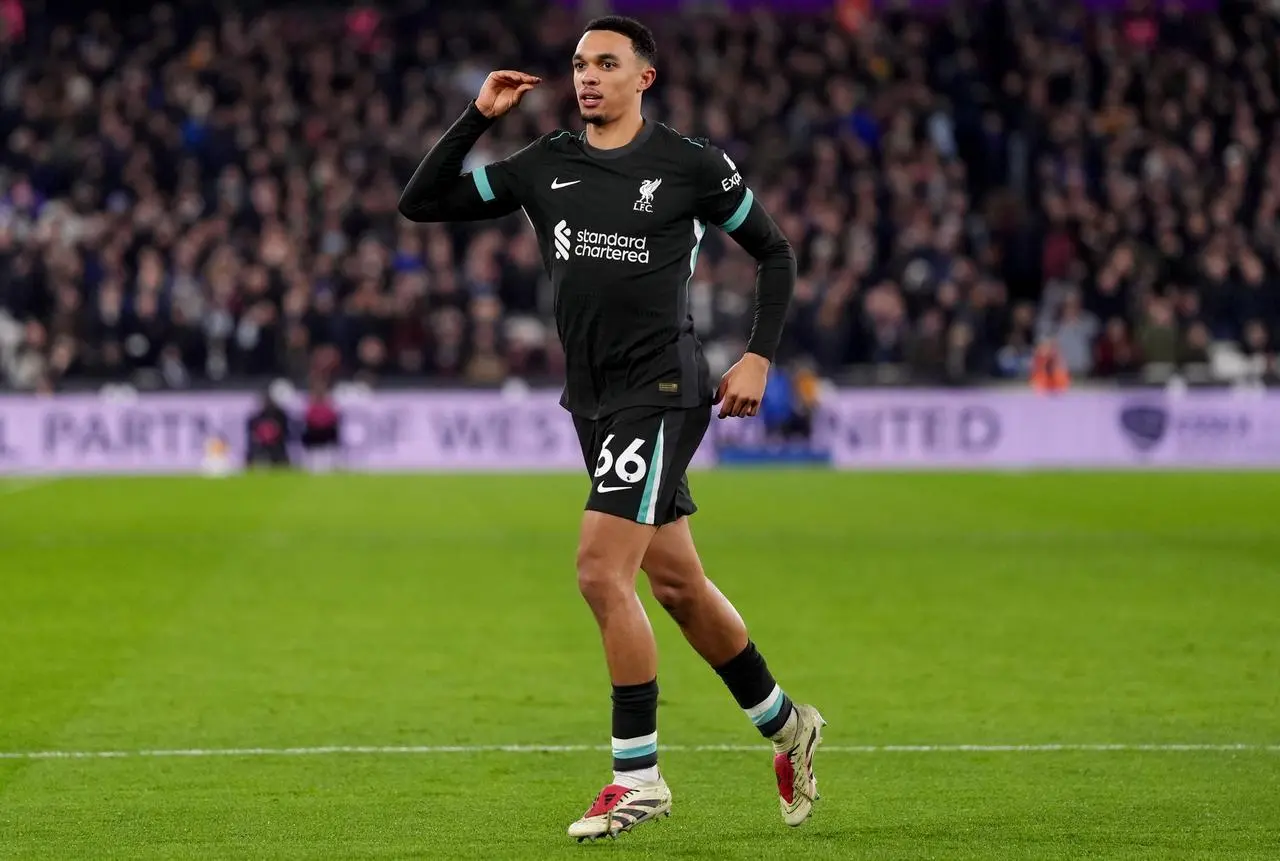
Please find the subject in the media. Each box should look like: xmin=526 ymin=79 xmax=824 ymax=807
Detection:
xmin=1 ymin=0 xmax=1279 ymax=394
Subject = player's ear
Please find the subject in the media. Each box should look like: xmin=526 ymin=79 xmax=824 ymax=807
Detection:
xmin=637 ymin=65 xmax=656 ymax=93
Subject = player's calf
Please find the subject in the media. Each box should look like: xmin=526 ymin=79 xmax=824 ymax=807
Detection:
xmin=648 ymin=575 xmax=747 ymax=663
xmin=643 ymin=518 xmax=747 ymax=666
xmin=642 ymin=532 xmax=801 ymax=747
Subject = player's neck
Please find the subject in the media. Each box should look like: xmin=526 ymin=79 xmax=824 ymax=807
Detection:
xmin=585 ymin=113 xmax=645 ymax=151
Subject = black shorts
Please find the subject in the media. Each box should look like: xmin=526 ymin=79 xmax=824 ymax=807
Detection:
xmin=573 ymin=404 xmax=711 ymax=527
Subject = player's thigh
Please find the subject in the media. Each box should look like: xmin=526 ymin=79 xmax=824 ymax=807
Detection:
xmin=584 ymin=404 xmax=709 ymax=525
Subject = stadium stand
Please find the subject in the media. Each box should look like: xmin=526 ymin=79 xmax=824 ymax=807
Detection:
xmin=1 ymin=0 xmax=1277 ymax=393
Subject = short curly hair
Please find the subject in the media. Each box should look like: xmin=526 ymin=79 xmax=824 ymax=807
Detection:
xmin=583 ymin=16 xmax=657 ymax=66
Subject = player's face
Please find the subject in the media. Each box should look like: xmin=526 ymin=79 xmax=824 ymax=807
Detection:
xmin=572 ymin=30 xmax=654 ymax=125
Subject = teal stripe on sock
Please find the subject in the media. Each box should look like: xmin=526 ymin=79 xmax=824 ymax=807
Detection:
xmin=612 ymin=742 xmax=658 ymax=759
xmin=751 ymin=695 xmax=785 ymax=727
xmin=473 ymin=166 xmax=495 ymax=202
xmin=720 ymin=188 xmax=754 ymax=232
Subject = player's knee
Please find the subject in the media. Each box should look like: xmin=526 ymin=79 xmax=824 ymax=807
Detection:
xmin=650 ymin=578 xmax=690 ymax=618
xmin=575 ymin=542 xmax=629 ymax=609
xmin=648 ymin=568 xmax=704 ymax=623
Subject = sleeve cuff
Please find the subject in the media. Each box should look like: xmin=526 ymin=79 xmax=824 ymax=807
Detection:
xmin=464 ymin=101 xmax=497 ymax=127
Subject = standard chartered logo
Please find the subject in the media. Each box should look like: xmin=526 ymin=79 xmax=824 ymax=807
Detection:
xmin=554 ymin=220 xmax=572 ymax=260
xmin=552 ymin=219 xmax=650 ymax=263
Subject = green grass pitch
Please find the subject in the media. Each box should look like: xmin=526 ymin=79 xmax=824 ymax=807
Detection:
xmin=1 ymin=470 xmax=1278 ymax=859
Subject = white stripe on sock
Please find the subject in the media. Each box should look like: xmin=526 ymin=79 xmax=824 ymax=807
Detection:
xmin=745 ymin=685 xmax=783 ymax=722
xmin=611 ymin=732 xmax=658 ymax=751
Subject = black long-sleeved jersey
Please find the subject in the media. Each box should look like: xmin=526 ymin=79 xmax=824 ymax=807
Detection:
xmin=399 ymin=102 xmax=796 ymax=420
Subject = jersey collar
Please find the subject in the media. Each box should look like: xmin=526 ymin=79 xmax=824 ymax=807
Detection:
xmin=580 ymin=118 xmax=656 ymax=161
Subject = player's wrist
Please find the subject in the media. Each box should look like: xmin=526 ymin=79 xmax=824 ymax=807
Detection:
xmin=468 ymin=100 xmax=499 ymax=122
xmin=742 ymin=351 xmax=772 ymax=369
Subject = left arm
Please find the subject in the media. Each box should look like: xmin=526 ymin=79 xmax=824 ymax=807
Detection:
xmin=696 ymin=147 xmax=797 ymax=417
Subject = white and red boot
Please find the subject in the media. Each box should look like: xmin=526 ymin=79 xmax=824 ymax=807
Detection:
xmin=567 ymin=777 xmax=672 ymax=841
xmin=773 ymin=703 xmax=826 ymax=826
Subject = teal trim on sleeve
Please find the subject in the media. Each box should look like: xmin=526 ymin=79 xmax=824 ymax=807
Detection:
xmin=473 ymin=166 xmax=495 ymax=202
xmin=720 ymin=188 xmax=754 ymax=232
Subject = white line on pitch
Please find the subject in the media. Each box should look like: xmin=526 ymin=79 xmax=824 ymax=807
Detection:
xmin=1 ymin=743 xmax=1276 ymax=761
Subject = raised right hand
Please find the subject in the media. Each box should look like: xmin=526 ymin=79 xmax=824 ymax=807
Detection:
xmin=475 ymin=71 xmax=541 ymax=119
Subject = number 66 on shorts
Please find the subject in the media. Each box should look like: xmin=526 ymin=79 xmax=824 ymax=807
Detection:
xmin=573 ymin=404 xmax=711 ymax=527
xmin=594 ymin=434 xmax=649 ymax=488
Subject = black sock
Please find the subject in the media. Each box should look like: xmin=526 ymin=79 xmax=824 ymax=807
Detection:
xmin=611 ymin=679 xmax=658 ymax=771
xmin=714 ymin=641 xmax=795 ymax=738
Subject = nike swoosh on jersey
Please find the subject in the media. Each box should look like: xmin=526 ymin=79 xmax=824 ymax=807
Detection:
xmin=596 ymin=484 xmax=630 ymax=494
xmin=551 ymin=178 xmax=581 ymax=189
